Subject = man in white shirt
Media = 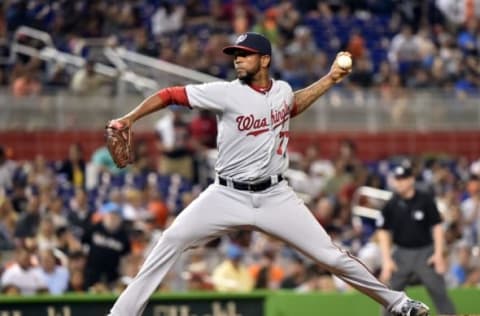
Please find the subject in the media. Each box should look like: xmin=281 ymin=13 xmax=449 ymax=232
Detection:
xmin=1 ymin=247 xmax=47 ymax=295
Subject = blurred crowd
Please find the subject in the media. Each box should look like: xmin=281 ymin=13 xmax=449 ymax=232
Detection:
xmin=0 ymin=0 xmax=479 ymax=98
xmin=1 ymin=128 xmax=480 ymax=295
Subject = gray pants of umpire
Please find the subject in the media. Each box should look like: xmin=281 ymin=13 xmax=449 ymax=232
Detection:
xmin=383 ymin=244 xmax=455 ymax=316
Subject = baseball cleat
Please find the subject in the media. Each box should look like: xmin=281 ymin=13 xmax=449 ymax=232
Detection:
xmin=392 ymin=299 xmax=430 ymax=316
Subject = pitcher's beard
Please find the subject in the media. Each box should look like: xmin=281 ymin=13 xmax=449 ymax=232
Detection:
xmin=236 ymin=63 xmax=260 ymax=83
xmin=238 ymin=71 xmax=254 ymax=84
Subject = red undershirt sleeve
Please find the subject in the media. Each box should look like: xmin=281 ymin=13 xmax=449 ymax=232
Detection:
xmin=157 ymin=86 xmax=191 ymax=108
xmin=290 ymin=102 xmax=299 ymax=117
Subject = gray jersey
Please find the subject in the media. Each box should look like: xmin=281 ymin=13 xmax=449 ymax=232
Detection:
xmin=186 ymin=79 xmax=294 ymax=181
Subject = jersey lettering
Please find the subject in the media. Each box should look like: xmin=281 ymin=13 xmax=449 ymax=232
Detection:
xmin=271 ymin=102 xmax=290 ymax=128
xmin=236 ymin=115 xmax=268 ymax=132
xmin=236 ymin=102 xmax=291 ymax=136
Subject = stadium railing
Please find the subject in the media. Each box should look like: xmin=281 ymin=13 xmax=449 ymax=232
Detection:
xmin=1 ymin=88 xmax=479 ymax=132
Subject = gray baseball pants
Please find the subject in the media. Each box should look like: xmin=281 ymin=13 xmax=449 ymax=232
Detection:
xmin=108 ymin=181 xmax=406 ymax=316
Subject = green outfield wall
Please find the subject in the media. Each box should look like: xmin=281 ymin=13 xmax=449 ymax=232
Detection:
xmin=265 ymin=288 xmax=480 ymax=316
xmin=0 ymin=288 xmax=478 ymax=316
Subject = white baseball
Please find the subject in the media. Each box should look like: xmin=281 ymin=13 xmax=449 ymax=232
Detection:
xmin=337 ymin=55 xmax=352 ymax=69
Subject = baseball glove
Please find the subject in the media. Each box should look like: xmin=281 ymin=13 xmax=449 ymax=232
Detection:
xmin=105 ymin=121 xmax=134 ymax=168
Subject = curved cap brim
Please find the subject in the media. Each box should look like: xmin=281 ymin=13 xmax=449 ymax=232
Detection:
xmin=222 ymin=45 xmax=260 ymax=55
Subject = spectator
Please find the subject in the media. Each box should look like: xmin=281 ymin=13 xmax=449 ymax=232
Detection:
xmin=189 ymin=110 xmax=217 ymax=185
xmin=211 ymin=243 xmax=254 ymax=292
xmin=132 ymin=30 xmax=158 ymax=57
xmin=58 ymin=143 xmax=86 ymax=189
xmin=280 ymin=255 xmax=306 ymax=289
xmin=70 ymin=60 xmax=110 ymax=95
xmin=27 ymin=155 xmax=55 ymax=190
xmin=177 ymin=35 xmax=202 ymax=69
xmin=14 ymin=194 xmax=41 ymax=239
xmin=189 ymin=110 xmax=217 ymax=151
xmin=388 ymin=25 xmax=421 ymax=77
xmin=349 ymin=56 xmax=374 ymax=88
xmin=337 ymin=139 xmax=361 ymax=175
xmin=307 ymin=146 xmax=335 ymax=196
xmin=323 ymin=159 xmax=353 ymax=197
xmin=67 ymin=188 xmax=94 ymax=240
xmin=285 ymin=26 xmax=317 ymax=71
xmin=380 ymin=73 xmax=409 ymax=126
xmin=68 ymin=269 xmax=86 ymax=293
xmin=147 ymin=196 xmax=169 ymax=231
xmin=280 ymin=53 xmax=307 ymax=89
xmin=220 ymin=0 xmax=255 ymax=27
xmin=46 ymin=196 xmax=68 ymax=228
xmin=36 ymin=216 xmax=57 ymax=251
xmin=312 ymin=197 xmax=335 ymax=228
xmin=252 ymin=10 xmax=280 ymax=46
xmin=457 ymin=18 xmax=479 ymax=54
xmin=184 ymin=0 xmax=210 ymax=24
xmin=90 ymin=146 xmax=124 ymax=176
xmin=0 ymin=146 xmax=17 ymax=190
xmin=82 ymin=202 xmax=130 ymax=289
xmin=36 ymin=249 xmax=69 ymax=295
xmin=373 ymin=61 xmax=393 ymax=86
xmin=447 ymin=241 xmax=470 ymax=286
xmin=275 ymin=1 xmax=300 ymax=40
xmin=347 ymin=31 xmax=366 ymax=59
xmin=11 ymin=71 xmax=41 ymax=97
xmin=155 ymin=108 xmax=193 ymax=180
xmin=9 ymin=175 xmax=28 ymax=214
xmin=151 ymin=3 xmax=185 ymax=38
xmin=67 ymin=250 xmax=87 ymax=274
xmin=0 ymin=194 xmax=17 ymax=249
xmin=0 ymin=247 xmax=47 ymax=295
xmin=122 ymin=188 xmax=150 ymax=222
xmin=231 ymin=8 xmax=251 ymax=42
xmin=55 ymin=226 xmax=82 ymax=259
xmin=460 ymin=174 xmax=480 ymax=245
xmin=249 ymin=249 xmax=284 ymax=289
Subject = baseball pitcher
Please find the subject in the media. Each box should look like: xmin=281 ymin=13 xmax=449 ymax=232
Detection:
xmin=105 ymin=32 xmax=430 ymax=316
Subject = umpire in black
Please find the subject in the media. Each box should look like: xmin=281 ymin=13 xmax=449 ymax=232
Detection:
xmin=377 ymin=161 xmax=455 ymax=315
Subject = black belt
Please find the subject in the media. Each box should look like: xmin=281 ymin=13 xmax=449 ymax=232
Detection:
xmin=218 ymin=175 xmax=283 ymax=192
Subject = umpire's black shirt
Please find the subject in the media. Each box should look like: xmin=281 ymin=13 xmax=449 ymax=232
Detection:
xmin=378 ymin=189 xmax=442 ymax=248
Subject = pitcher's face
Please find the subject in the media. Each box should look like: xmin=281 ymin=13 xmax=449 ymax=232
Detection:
xmin=234 ymin=51 xmax=261 ymax=80
xmin=233 ymin=51 xmax=270 ymax=81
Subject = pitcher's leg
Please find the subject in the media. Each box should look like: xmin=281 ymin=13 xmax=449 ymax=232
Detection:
xmin=108 ymin=185 xmax=252 ymax=316
xmin=382 ymin=249 xmax=415 ymax=316
xmin=109 ymin=228 xmax=183 ymax=316
xmin=255 ymin=188 xmax=405 ymax=311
